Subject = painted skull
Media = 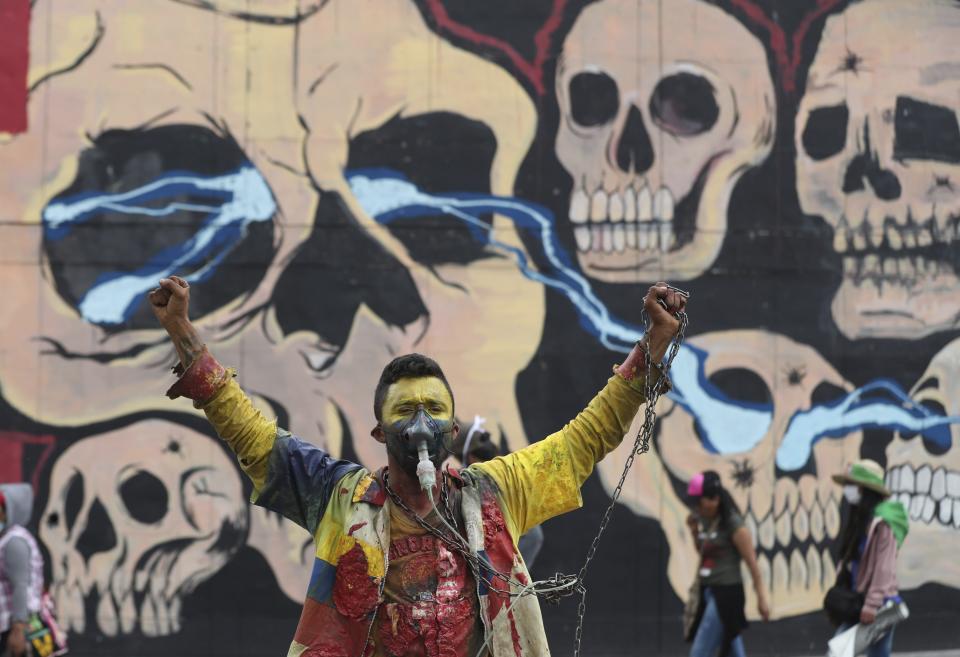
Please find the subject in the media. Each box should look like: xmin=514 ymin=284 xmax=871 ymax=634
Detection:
xmin=886 ymin=337 xmax=960 ymax=588
xmin=796 ymin=0 xmax=960 ymax=339
xmin=39 ymin=421 xmax=246 ymax=637
xmin=553 ymin=0 xmax=775 ymax=283
xmin=597 ymin=330 xmax=860 ymax=618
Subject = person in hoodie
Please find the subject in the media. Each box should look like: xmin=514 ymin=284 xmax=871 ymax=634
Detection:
xmin=0 ymin=483 xmax=45 ymax=657
xmin=831 ymin=459 xmax=909 ymax=657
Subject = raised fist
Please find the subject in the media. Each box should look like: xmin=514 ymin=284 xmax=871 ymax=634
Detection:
xmin=148 ymin=276 xmax=190 ymax=329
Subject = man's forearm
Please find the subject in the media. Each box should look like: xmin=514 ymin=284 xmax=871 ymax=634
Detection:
xmin=164 ymin=318 xmax=205 ymax=371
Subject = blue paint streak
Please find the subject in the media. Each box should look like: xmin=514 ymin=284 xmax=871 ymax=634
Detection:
xmin=346 ymin=169 xmax=959 ymax=470
xmin=41 ymin=166 xmax=276 ymax=324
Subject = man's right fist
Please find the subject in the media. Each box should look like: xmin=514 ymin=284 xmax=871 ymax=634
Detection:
xmin=148 ymin=276 xmax=190 ymax=328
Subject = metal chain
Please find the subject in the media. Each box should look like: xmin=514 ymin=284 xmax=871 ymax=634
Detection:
xmin=571 ymin=309 xmax=688 ymax=657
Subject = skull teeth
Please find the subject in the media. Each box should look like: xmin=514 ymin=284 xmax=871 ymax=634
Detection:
xmin=887 ymin=464 xmax=960 ymax=529
xmin=569 ymin=184 xmax=676 ymax=253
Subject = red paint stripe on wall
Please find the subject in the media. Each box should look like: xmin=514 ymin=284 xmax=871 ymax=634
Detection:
xmin=0 ymin=0 xmax=30 ymax=133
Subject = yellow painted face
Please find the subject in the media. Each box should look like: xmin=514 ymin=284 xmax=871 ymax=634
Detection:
xmin=380 ymin=377 xmax=454 ymax=426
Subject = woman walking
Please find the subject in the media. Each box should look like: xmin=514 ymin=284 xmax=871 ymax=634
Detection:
xmin=827 ymin=459 xmax=909 ymax=657
xmin=685 ymin=471 xmax=769 ymax=657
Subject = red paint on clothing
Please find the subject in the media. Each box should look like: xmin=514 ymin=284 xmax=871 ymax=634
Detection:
xmin=507 ymin=609 xmax=523 ymax=657
xmin=348 ymin=521 xmax=368 ymax=536
xmin=0 ymin=0 xmax=29 ymax=133
xmin=332 ymin=544 xmax=380 ymax=620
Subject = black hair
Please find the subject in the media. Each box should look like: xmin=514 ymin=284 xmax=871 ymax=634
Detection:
xmin=373 ymin=353 xmax=454 ymax=422
xmin=837 ymin=487 xmax=884 ymax=566
xmin=450 ymin=422 xmax=500 ymax=463
xmin=700 ymin=470 xmax=742 ymax=531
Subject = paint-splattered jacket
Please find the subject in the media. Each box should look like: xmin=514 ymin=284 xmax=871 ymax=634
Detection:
xmin=173 ymin=354 xmax=651 ymax=657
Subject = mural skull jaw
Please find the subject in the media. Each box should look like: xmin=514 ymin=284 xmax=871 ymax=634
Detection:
xmin=886 ymin=336 xmax=960 ymax=590
xmin=598 ymin=330 xmax=860 ymax=619
xmin=565 ymin=157 xmax=730 ymax=283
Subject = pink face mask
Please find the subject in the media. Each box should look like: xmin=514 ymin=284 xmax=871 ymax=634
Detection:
xmin=687 ymin=473 xmax=705 ymax=497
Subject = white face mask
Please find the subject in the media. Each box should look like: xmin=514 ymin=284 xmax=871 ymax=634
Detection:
xmin=843 ymin=484 xmax=862 ymax=505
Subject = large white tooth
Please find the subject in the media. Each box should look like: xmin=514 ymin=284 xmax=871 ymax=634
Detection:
xmin=825 ymin=499 xmax=840 ymax=538
xmin=922 ymin=496 xmax=936 ymax=523
xmin=890 ymin=466 xmax=901 ymax=491
xmin=909 ymin=494 xmax=924 ymax=520
xmin=653 ymin=187 xmax=674 ymax=221
xmin=574 ymin=226 xmax=591 ymax=252
xmin=772 ymin=552 xmax=790 ymax=598
xmin=822 ymin=549 xmax=836 ymax=589
xmin=807 ymin=545 xmax=823 ymax=591
xmin=626 ymin=222 xmax=637 ymax=248
xmin=886 ymin=223 xmax=902 ymax=250
xmin=940 ymin=498 xmax=953 ymax=525
xmin=758 ymin=512 xmax=775 ymax=550
xmin=570 ymin=189 xmax=589 ymax=224
xmin=120 ymin=592 xmax=136 ymax=634
xmin=659 ymin=221 xmax=672 ymax=253
xmin=901 ymin=465 xmax=915 ymax=492
xmin=624 ymin=187 xmax=637 ymax=222
xmin=141 ymin=596 xmax=159 ymax=637
xmin=918 ymin=223 xmax=933 ymax=247
xmin=810 ymin=501 xmax=825 ymax=543
xmin=898 ymin=492 xmax=911 ymax=512
xmin=862 ymin=254 xmax=879 ymax=276
xmin=98 ymin=592 xmax=119 ymax=637
xmin=934 ymin=203 xmax=952 ymax=240
xmin=775 ymin=510 xmax=792 ymax=548
xmin=946 ymin=471 xmax=960 ymax=497
xmin=899 ymin=257 xmax=914 ymax=282
xmin=793 ymin=506 xmax=810 ymax=543
xmin=590 ymin=189 xmax=608 ymax=222
xmin=954 ymin=500 xmax=960 ymax=529
xmin=637 ymin=186 xmax=653 ymax=221
xmin=790 ymin=549 xmax=808 ymax=591
xmin=745 ymin=513 xmax=759 ymax=549
xmin=903 ymin=227 xmax=917 ymax=249
xmin=916 ymin=465 xmax=932 ymax=494
xmin=609 ymin=193 xmax=624 ymax=222
xmin=637 ymin=222 xmax=651 ymax=250
xmin=867 ymin=204 xmax=887 ymax=231
xmin=834 ymin=230 xmax=849 ymax=253
xmin=843 ymin=257 xmax=857 ymax=278
xmin=601 ymin=224 xmax=613 ymax=253
xmin=613 ymin=224 xmax=626 ymax=252
xmin=883 ymin=258 xmax=897 ymax=279
xmin=853 ymin=230 xmax=867 ymax=252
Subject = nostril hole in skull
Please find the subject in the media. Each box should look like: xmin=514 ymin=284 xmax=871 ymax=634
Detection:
xmin=119 ymin=470 xmax=169 ymax=525
xmin=64 ymin=471 xmax=85 ymax=538
xmin=76 ymin=499 xmax=118 ymax=566
xmin=649 ymin=72 xmax=719 ymax=137
xmin=568 ymin=70 xmax=621 ymax=127
xmin=802 ymin=104 xmax=849 ymax=161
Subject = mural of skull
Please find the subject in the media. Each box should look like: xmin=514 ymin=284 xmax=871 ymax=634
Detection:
xmin=597 ymin=330 xmax=860 ymax=619
xmin=553 ymin=0 xmax=775 ymax=283
xmin=887 ymin=336 xmax=960 ymax=589
xmin=39 ymin=420 xmax=247 ymax=637
xmin=796 ymin=0 xmax=960 ymax=339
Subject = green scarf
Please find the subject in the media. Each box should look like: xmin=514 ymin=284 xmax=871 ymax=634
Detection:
xmin=874 ymin=499 xmax=909 ymax=548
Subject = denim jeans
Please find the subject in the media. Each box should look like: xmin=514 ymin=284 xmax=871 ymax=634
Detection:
xmin=690 ymin=588 xmax=746 ymax=657
xmin=835 ymin=622 xmax=895 ymax=657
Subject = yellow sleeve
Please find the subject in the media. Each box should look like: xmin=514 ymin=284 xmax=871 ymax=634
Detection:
xmin=473 ymin=373 xmax=646 ymax=537
xmin=199 ymin=378 xmax=278 ymax=493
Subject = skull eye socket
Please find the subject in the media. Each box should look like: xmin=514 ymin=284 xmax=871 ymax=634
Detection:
xmin=893 ymin=96 xmax=960 ymax=164
xmin=119 ymin=470 xmax=169 ymax=525
xmin=694 ymin=367 xmax=772 ymax=454
xmin=568 ymin=71 xmax=621 ymax=127
xmin=63 ymin=471 xmax=85 ymax=537
xmin=649 ymin=72 xmax=719 ymax=137
xmin=802 ymin=104 xmax=849 ymax=161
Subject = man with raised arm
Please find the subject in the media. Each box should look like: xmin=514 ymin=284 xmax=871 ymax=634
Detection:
xmin=148 ymin=275 xmax=686 ymax=657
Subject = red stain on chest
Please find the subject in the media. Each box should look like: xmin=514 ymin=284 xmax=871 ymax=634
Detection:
xmin=348 ymin=521 xmax=368 ymax=536
xmin=333 ymin=544 xmax=380 ymax=620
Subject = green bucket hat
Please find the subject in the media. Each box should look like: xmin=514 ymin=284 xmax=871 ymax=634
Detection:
xmin=832 ymin=459 xmax=891 ymax=498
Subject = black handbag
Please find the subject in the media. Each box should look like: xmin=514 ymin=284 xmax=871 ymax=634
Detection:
xmin=823 ymin=570 xmax=864 ymax=626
